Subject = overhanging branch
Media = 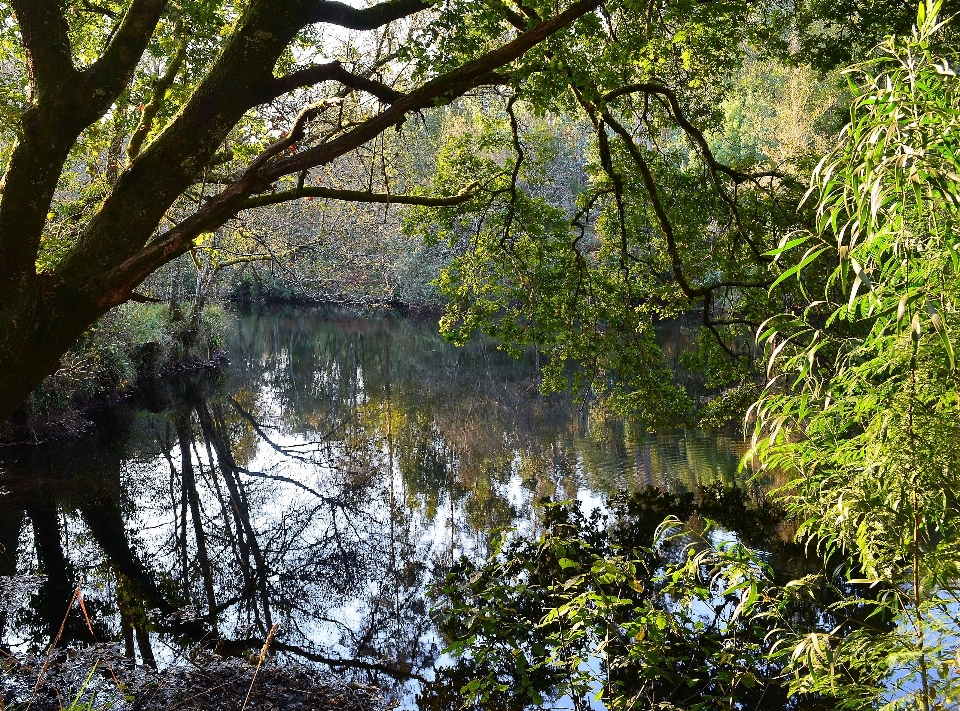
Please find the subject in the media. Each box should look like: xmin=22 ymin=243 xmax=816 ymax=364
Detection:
xmin=262 ymin=0 xmax=603 ymax=182
xmin=95 ymin=0 xmax=604 ymax=300
xmin=239 ymin=185 xmax=476 ymax=210
xmin=603 ymin=83 xmax=788 ymax=186
xmin=268 ymin=62 xmax=403 ymax=104
xmin=603 ymin=108 xmax=773 ymax=299
xmin=79 ymin=1 xmax=119 ymax=18
xmin=308 ymin=0 xmax=431 ymax=29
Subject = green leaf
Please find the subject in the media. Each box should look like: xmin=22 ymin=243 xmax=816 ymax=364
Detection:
xmin=769 ymin=247 xmax=827 ymax=292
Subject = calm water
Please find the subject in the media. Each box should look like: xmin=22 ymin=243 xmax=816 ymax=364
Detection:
xmin=0 ymin=307 xmax=781 ymax=708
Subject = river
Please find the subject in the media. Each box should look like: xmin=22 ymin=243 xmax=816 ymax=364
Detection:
xmin=0 ymin=306 xmax=807 ymax=709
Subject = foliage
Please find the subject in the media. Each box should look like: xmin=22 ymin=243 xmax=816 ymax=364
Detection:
xmin=432 ymin=489 xmax=830 ymax=710
xmin=772 ymin=0 xmax=960 ymax=71
xmin=435 ymin=5 xmax=960 ymax=711
xmin=750 ymin=2 xmax=960 ymax=708
xmin=400 ymin=33 xmax=843 ymax=427
xmin=22 ymin=303 xmax=223 ymax=424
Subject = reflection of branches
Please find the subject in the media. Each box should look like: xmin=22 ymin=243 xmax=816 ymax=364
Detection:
xmin=215 ymin=638 xmax=427 ymax=682
xmin=196 ymin=403 xmax=274 ymax=632
xmin=177 ymin=415 xmax=218 ymax=627
xmin=234 ymin=465 xmax=336 ymax=504
xmin=226 ymin=396 xmax=347 ymax=463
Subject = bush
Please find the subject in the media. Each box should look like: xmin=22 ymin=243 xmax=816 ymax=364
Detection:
xmin=21 ymin=302 xmax=224 ymax=427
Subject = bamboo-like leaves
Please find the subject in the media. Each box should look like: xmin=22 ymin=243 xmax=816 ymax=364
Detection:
xmin=749 ymin=4 xmax=960 ymax=707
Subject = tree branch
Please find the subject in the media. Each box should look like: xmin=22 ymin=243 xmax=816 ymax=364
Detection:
xmin=0 ymin=0 xmax=166 ymax=300
xmin=245 ymin=101 xmax=339 ymax=176
xmin=267 ymin=61 xmax=403 ymax=104
xmin=10 ymin=0 xmax=77 ymax=101
xmin=599 ymin=107 xmax=705 ymax=299
xmin=239 ymin=185 xmax=476 ymax=210
xmin=89 ymin=0 xmax=604 ymax=301
xmin=128 ymin=20 xmax=189 ymax=160
xmin=604 ymin=83 xmax=785 ymax=264
xmin=129 ymin=292 xmax=164 ymax=303
xmin=604 ymin=108 xmax=773 ymax=299
xmin=213 ymin=638 xmax=428 ymax=682
xmin=79 ymin=1 xmax=119 ymax=18
xmin=307 ymin=0 xmax=431 ymax=30
xmin=80 ymin=0 xmax=117 ymax=20
xmin=80 ymin=0 xmax=169 ymax=122
xmin=263 ymin=0 xmax=603 ymax=182
xmin=603 ymin=83 xmax=788 ymax=186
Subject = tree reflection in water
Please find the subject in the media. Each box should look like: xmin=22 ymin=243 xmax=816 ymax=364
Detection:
xmin=0 ymin=307 xmax=798 ymax=708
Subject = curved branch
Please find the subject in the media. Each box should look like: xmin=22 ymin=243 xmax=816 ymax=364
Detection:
xmin=599 ymin=108 xmax=707 ymax=299
xmin=96 ymin=0 xmax=603 ymax=299
xmin=239 ymin=185 xmax=476 ymax=210
xmin=609 ymin=113 xmax=775 ymax=301
xmin=129 ymin=292 xmax=163 ymax=303
xmin=246 ymin=101 xmax=340 ymax=176
xmin=268 ymin=61 xmax=403 ymax=104
xmin=605 ymin=83 xmax=788 ymax=264
xmin=502 ymin=94 xmax=525 ymax=244
xmin=214 ymin=638 xmax=428 ymax=682
xmin=603 ymin=83 xmax=788 ymax=186
xmin=79 ymin=1 xmax=118 ymax=18
xmin=308 ymin=0 xmax=431 ymax=29
xmin=262 ymin=0 xmax=602 ymax=182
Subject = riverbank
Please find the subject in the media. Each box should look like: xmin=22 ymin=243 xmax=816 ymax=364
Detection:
xmin=0 ymin=307 xmax=783 ymax=710
xmin=0 ymin=303 xmax=225 ymax=447
xmin=228 ymin=293 xmax=445 ymax=316
xmin=1 ymin=644 xmax=385 ymax=711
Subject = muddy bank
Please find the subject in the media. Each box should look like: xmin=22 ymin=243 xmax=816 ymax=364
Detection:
xmin=1 ymin=646 xmax=385 ymax=711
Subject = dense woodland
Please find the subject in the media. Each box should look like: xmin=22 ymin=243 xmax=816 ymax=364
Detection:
xmin=3 ymin=0 xmax=960 ymax=707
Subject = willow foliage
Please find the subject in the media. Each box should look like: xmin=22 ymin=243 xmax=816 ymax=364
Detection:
xmin=751 ymin=2 xmax=960 ymax=707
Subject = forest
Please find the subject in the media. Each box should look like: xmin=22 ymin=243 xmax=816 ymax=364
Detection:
xmin=2 ymin=0 xmax=960 ymax=708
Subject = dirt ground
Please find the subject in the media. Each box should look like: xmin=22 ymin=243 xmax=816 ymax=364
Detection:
xmin=1 ymin=647 xmax=385 ymax=711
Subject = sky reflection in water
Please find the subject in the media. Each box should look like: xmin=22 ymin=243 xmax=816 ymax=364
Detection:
xmin=0 ymin=307 xmax=760 ymax=709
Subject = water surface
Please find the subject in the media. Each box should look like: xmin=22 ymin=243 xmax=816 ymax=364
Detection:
xmin=0 ymin=306 xmax=778 ymax=708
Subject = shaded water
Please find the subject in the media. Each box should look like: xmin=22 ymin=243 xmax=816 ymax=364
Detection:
xmin=0 ymin=307 xmax=792 ymax=708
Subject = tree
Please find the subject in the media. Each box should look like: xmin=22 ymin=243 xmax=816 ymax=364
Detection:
xmin=0 ymin=0 xmax=606 ymax=424
xmin=1 ymin=0 xmax=941 ymax=428
xmin=750 ymin=3 xmax=960 ymax=706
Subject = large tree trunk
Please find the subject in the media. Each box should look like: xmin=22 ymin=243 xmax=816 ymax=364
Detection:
xmin=0 ymin=285 xmax=106 ymax=424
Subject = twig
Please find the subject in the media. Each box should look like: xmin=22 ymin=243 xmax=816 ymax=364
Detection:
xmin=240 ymin=623 xmax=279 ymax=711
xmin=27 ymin=583 xmax=80 ymax=711
xmin=76 ymin=585 xmax=122 ymax=690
